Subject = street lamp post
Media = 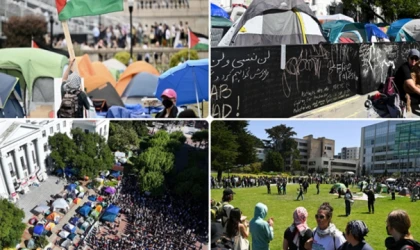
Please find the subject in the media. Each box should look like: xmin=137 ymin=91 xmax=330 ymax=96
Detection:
xmin=49 ymin=15 xmax=54 ymax=48
xmin=128 ymin=0 xmax=134 ymax=65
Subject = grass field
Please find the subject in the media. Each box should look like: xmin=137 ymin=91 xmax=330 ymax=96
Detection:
xmin=211 ymin=183 xmax=420 ymax=249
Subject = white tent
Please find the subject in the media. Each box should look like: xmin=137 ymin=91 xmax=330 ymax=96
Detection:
xmin=317 ymin=14 xmax=355 ymax=23
xmin=386 ymin=178 xmax=396 ymax=182
xmin=59 ymin=230 xmax=70 ymax=238
xmin=52 ymin=198 xmax=70 ymax=210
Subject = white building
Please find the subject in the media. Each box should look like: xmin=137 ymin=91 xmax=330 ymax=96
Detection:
xmin=308 ymin=157 xmax=359 ymax=176
xmin=341 ymin=147 xmax=360 ymax=160
xmin=72 ymin=120 xmax=110 ymax=142
xmin=0 ymin=120 xmax=109 ymax=201
xmin=255 ymin=147 xmax=266 ymax=161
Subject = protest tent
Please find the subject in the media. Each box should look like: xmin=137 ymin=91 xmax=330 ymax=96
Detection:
xmin=78 ymin=205 xmax=92 ymax=217
xmin=52 ymin=198 xmax=70 ymax=211
xmin=115 ymin=61 xmax=160 ymax=96
xmin=33 ymin=224 xmax=45 ymax=236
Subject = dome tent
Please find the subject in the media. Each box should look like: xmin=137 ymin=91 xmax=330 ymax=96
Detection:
xmin=219 ymin=0 xmax=326 ymax=46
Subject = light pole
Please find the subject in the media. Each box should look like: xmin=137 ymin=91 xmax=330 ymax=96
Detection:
xmin=49 ymin=15 xmax=54 ymax=48
xmin=128 ymin=0 xmax=134 ymax=65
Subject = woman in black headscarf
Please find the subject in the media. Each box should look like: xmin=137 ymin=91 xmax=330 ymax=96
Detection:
xmin=338 ymin=220 xmax=373 ymax=250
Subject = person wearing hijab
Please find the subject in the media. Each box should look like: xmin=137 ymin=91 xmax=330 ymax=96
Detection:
xmin=305 ymin=202 xmax=345 ymax=250
xmin=385 ymin=210 xmax=420 ymax=250
xmin=338 ymin=220 xmax=373 ymax=250
xmin=283 ymin=207 xmax=313 ymax=250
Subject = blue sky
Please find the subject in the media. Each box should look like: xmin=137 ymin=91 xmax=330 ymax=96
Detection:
xmin=248 ymin=120 xmax=381 ymax=154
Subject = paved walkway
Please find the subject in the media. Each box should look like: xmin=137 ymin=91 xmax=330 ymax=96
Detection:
xmin=293 ymin=91 xmax=420 ymax=118
xmin=16 ymin=175 xmax=65 ymax=222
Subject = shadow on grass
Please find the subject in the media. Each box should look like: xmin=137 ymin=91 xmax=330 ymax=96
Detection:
xmin=337 ymin=215 xmax=348 ymax=217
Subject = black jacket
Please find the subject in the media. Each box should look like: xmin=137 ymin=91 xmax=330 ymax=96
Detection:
xmin=155 ymin=106 xmax=179 ymax=118
xmin=385 ymin=237 xmax=420 ymax=250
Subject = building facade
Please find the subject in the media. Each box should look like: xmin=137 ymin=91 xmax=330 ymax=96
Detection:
xmin=308 ymin=157 xmax=358 ymax=176
xmin=0 ymin=120 xmax=110 ymax=201
xmin=360 ymin=121 xmax=420 ymax=176
xmin=72 ymin=120 xmax=110 ymax=142
xmin=341 ymin=147 xmax=360 ymax=160
xmin=255 ymin=147 xmax=266 ymax=162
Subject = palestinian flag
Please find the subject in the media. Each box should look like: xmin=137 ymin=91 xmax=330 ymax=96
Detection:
xmin=188 ymin=29 xmax=208 ymax=50
xmin=55 ymin=0 xmax=124 ymax=21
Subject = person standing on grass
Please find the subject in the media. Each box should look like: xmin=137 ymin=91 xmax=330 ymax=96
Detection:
xmin=316 ymin=181 xmax=320 ymax=195
xmin=296 ymin=184 xmax=304 ymax=201
xmin=385 ymin=209 xmax=420 ymax=250
xmin=250 ymin=202 xmax=274 ymax=250
xmin=364 ymin=188 xmax=375 ymax=214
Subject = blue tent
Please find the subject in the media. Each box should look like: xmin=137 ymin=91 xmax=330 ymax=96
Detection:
xmin=365 ymin=24 xmax=389 ymax=42
xmin=211 ymin=3 xmax=230 ymax=19
xmin=69 ymin=217 xmax=79 ymax=225
xmin=105 ymin=204 xmax=120 ymax=214
xmin=387 ymin=18 xmax=414 ymax=41
xmin=56 ymin=168 xmax=64 ymax=174
xmin=66 ymin=184 xmax=76 ymax=192
xmin=110 ymin=171 xmax=120 ymax=178
xmin=88 ymin=195 xmax=97 ymax=201
xmin=0 ymin=73 xmax=24 ymax=118
xmin=156 ymin=59 xmax=209 ymax=109
xmin=121 ymin=72 xmax=159 ymax=98
xmin=78 ymin=205 xmax=92 ymax=217
xmin=101 ymin=212 xmax=118 ymax=222
xmin=33 ymin=224 xmax=44 ymax=236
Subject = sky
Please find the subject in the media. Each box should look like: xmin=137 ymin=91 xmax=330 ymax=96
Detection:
xmin=248 ymin=120 xmax=381 ymax=154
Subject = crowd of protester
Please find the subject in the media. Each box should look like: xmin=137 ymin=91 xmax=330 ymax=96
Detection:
xmin=87 ymin=175 xmax=207 ymax=249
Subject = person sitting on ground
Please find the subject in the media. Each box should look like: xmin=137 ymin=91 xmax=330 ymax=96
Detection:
xmin=155 ymin=88 xmax=179 ymax=118
xmin=338 ymin=220 xmax=373 ymax=250
xmin=385 ymin=209 xmax=420 ymax=250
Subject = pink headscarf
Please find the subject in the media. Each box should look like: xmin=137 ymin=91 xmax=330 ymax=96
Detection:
xmin=293 ymin=207 xmax=309 ymax=232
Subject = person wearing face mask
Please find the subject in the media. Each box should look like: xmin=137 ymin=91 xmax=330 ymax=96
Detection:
xmin=385 ymin=210 xmax=420 ymax=250
xmin=156 ymin=88 xmax=179 ymax=118
xmin=338 ymin=220 xmax=373 ymax=250
xmin=304 ymin=202 xmax=345 ymax=250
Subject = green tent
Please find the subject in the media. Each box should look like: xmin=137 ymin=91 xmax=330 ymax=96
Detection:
xmin=332 ymin=183 xmax=347 ymax=191
xmin=0 ymin=48 xmax=68 ymax=112
xmin=322 ymin=20 xmax=366 ymax=43
xmin=212 ymin=16 xmax=233 ymax=28
xmin=90 ymin=210 xmax=100 ymax=219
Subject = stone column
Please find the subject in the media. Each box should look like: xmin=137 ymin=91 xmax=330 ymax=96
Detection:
xmin=25 ymin=144 xmax=34 ymax=175
xmin=35 ymin=139 xmax=44 ymax=172
xmin=12 ymin=149 xmax=24 ymax=180
xmin=0 ymin=154 xmax=15 ymax=195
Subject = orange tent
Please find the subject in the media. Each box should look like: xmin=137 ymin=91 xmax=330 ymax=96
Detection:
xmin=73 ymin=198 xmax=81 ymax=204
xmin=115 ymin=61 xmax=159 ymax=96
xmin=46 ymin=212 xmax=60 ymax=221
xmin=75 ymin=54 xmax=95 ymax=78
xmin=83 ymin=74 xmax=113 ymax=93
xmin=92 ymin=61 xmax=117 ymax=87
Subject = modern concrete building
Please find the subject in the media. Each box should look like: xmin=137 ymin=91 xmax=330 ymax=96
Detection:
xmin=308 ymin=157 xmax=359 ymax=176
xmin=0 ymin=120 xmax=109 ymax=201
xmin=360 ymin=121 xmax=420 ymax=176
xmin=341 ymin=147 xmax=360 ymax=160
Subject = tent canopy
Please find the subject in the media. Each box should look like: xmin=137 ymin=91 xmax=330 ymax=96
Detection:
xmin=322 ymin=20 xmax=367 ymax=43
xmin=387 ymin=18 xmax=414 ymax=41
xmin=122 ymin=72 xmax=159 ymax=98
xmin=101 ymin=211 xmax=118 ymax=222
xmin=105 ymin=204 xmax=120 ymax=214
xmin=78 ymin=205 xmax=92 ymax=217
xmin=219 ymin=0 xmax=326 ymax=46
xmin=317 ymin=14 xmax=354 ymax=23
xmin=0 ymin=73 xmax=19 ymax=108
xmin=116 ymin=61 xmax=160 ymax=96
xmin=52 ymin=198 xmax=69 ymax=210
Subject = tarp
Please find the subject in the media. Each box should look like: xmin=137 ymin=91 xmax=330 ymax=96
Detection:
xmin=110 ymin=171 xmax=120 ymax=178
xmin=156 ymin=59 xmax=209 ymax=109
xmin=101 ymin=211 xmax=118 ymax=222
xmin=105 ymin=204 xmax=120 ymax=214
xmin=219 ymin=0 xmax=326 ymax=46
xmin=52 ymin=198 xmax=69 ymax=210
xmin=33 ymin=224 xmax=44 ymax=236
xmin=105 ymin=105 xmax=154 ymax=118
xmin=115 ymin=61 xmax=160 ymax=96
xmin=87 ymin=82 xmax=124 ymax=108
xmin=78 ymin=205 xmax=92 ymax=217
xmin=34 ymin=205 xmax=50 ymax=214
xmin=122 ymin=72 xmax=159 ymax=98
xmin=365 ymin=24 xmax=389 ymax=42
xmin=0 ymin=73 xmax=19 ymax=108
xmin=103 ymin=59 xmax=127 ymax=72
xmin=0 ymin=48 xmax=67 ymax=100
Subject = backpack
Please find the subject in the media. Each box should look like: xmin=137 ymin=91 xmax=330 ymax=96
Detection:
xmin=212 ymin=201 xmax=229 ymax=225
xmin=58 ymin=90 xmax=80 ymax=118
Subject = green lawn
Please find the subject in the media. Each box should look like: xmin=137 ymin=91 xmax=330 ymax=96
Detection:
xmin=211 ymin=184 xmax=420 ymax=249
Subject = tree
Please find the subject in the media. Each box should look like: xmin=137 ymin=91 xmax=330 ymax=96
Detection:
xmin=262 ymin=151 xmax=284 ymax=172
xmin=0 ymin=199 xmax=26 ymax=249
xmin=3 ymin=15 xmax=47 ymax=47
xmin=49 ymin=133 xmax=76 ymax=170
xmin=265 ymin=125 xmax=297 ymax=151
xmin=170 ymin=131 xmax=187 ymax=145
xmin=249 ymin=162 xmax=262 ymax=174
xmin=211 ymin=121 xmax=239 ymax=182
xmin=292 ymin=160 xmax=302 ymax=172
xmin=114 ymin=51 xmax=137 ymax=66
xmin=169 ymin=49 xmax=199 ymax=67
xmin=35 ymin=236 xmax=49 ymax=248
xmin=342 ymin=0 xmax=420 ymax=23
xmin=236 ymin=132 xmax=258 ymax=166
xmin=250 ymin=134 xmax=264 ymax=148
xmin=108 ymin=123 xmax=140 ymax=152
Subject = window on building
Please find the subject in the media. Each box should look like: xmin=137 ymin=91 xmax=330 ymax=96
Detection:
xmin=20 ymin=157 xmax=26 ymax=170
xmin=44 ymin=143 xmax=48 ymax=152
xmin=323 ymin=161 xmax=329 ymax=165
xmin=50 ymin=127 xmax=53 ymax=134
xmin=63 ymin=121 xmax=66 ymax=128
xmin=9 ymin=163 xmax=15 ymax=177
xmin=42 ymin=130 xmax=46 ymax=137
xmin=85 ymin=129 xmax=89 ymax=134
xmin=327 ymin=146 xmax=332 ymax=150
xmin=299 ymin=149 xmax=307 ymax=153
xmin=57 ymin=123 xmax=60 ymax=132
xmin=32 ymin=151 xmax=36 ymax=164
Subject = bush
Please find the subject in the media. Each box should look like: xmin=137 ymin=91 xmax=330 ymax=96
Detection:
xmin=114 ymin=51 xmax=137 ymax=66
xmin=169 ymin=49 xmax=199 ymax=67
xmin=4 ymin=15 xmax=47 ymax=47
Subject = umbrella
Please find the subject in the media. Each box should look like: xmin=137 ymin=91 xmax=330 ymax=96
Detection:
xmin=58 ymin=230 xmax=70 ymax=238
xmin=104 ymin=186 xmax=116 ymax=194
xmin=211 ymin=3 xmax=230 ymax=19
xmin=0 ymin=73 xmax=19 ymax=108
xmin=387 ymin=178 xmax=396 ymax=182
xmin=155 ymin=59 xmax=209 ymax=117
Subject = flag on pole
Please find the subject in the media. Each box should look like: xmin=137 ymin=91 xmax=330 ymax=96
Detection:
xmin=55 ymin=0 xmax=124 ymax=21
xmin=31 ymin=39 xmax=39 ymax=48
xmin=188 ymin=29 xmax=208 ymax=50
